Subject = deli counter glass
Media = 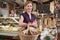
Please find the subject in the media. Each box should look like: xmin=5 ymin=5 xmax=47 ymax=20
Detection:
xmin=0 ymin=17 xmax=20 ymax=36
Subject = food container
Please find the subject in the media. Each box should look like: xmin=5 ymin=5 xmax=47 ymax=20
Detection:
xmin=18 ymin=28 xmax=39 ymax=40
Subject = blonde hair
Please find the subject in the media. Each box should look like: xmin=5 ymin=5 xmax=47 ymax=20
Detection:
xmin=24 ymin=1 xmax=33 ymax=7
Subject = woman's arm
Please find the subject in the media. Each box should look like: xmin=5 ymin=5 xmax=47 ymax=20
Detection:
xmin=19 ymin=15 xmax=27 ymax=28
xmin=28 ymin=20 xmax=38 ymax=28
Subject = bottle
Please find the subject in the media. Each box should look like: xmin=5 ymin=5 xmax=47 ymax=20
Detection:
xmin=39 ymin=19 xmax=43 ymax=32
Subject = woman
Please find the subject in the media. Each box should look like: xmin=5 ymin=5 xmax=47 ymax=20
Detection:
xmin=9 ymin=10 xmax=17 ymax=17
xmin=19 ymin=1 xmax=38 ymax=28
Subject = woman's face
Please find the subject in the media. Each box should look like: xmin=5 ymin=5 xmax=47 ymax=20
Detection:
xmin=11 ymin=10 xmax=14 ymax=14
xmin=24 ymin=3 xmax=33 ymax=12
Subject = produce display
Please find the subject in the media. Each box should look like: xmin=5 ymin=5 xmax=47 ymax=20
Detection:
xmin=0 ymin=17 xmax=19 ymax=32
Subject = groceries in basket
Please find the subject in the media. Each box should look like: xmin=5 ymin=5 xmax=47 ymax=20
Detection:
xmin=22 ymin=26 xmax=39 ymax=35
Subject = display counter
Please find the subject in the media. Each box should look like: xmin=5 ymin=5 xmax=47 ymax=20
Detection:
xmin=0 ymin=17 xmax=19 ymax=36
xmin=0 ymin=27 xmax=20 ymax=40
xmin=0 ymin=31 xmax=18 ymax=36
xmin=0 ymin=26 xmax=21 ymax=37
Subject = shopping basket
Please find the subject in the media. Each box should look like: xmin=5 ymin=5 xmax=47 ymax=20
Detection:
xmin=18 ymin=29 xmax=39 ymax=40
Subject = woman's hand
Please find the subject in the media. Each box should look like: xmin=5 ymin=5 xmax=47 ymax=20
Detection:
xmin=28 ymin=22 xmax=32 ymax=26
xmin=32 ymin=20 xmax=38 ymax=28
xmin=27 ymin=20 xmax=38 ymax=28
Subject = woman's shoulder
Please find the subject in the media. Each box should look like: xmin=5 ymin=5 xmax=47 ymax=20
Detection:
xmin=20 ymin=12 xmax=27 ymax=16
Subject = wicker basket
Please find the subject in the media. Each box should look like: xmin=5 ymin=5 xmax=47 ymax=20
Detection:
xmin=18 ymin=29 xmax=39 ymax=40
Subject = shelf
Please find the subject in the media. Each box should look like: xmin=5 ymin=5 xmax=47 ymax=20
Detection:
xmin=0 ymin=31 xmax=18 ymax=36
xmin=0 ymin=17 xmax=19 ymax=19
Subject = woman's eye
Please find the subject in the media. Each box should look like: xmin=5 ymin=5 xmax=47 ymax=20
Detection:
xmin=28 ymin=5 xmax=32 ymax=7
xmin=28 ymin=6 xmax=29 ymax=7
xmin=30 ymin=6 xmax=32 ymax=7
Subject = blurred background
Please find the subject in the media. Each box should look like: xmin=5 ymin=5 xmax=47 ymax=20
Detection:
xmin=0 ymin=0 xmax=59 ymax=40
